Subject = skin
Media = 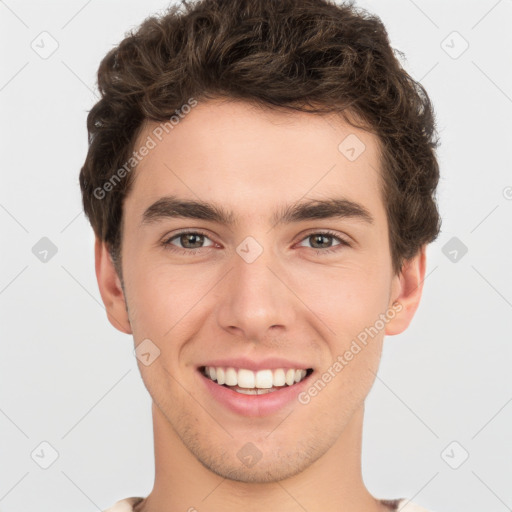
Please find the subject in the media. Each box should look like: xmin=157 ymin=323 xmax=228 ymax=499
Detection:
xmin=95 ymin=98 xmax=426 ymax=512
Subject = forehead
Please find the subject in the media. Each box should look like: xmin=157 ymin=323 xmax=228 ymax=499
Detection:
xmin=125 ymin=99 xmax=385 ymax=226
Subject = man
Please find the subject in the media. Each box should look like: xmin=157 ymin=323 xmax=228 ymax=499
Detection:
xmin=79 ymin=0 xmax=441 ymax=510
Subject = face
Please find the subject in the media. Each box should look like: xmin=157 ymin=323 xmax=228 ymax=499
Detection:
xmin=96 ymin=98 xmax=424 ymax=483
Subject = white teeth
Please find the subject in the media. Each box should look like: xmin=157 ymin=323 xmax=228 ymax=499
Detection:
xmin=203 ymin=365 xmax=310 ymax=389
xmin=294 ymin=369 xmax=307 ymax=382
xmin=285 ymin=369 xmax=295 ymax=386
xmin=273 ymin=368 xmax=286 ymax=386
xmin=235 ymin=387 xmax=258 ymax=395
xmin=225 ymin=367 xmax=238 ymax=386
xmin=235 ymin=388 xmax=274 ymax=395
xmin=255 ymin=369 xmax=273 ymax=389
xmin=216 ymin=367 xmax=225 ymax=385
xmin=238 ymin=368 xmax=255 ymax=388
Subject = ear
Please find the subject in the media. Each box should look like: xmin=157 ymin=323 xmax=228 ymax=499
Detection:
xmin=95 ymin=237 xmax=132 ymax=335
xmin=385 ymin=244 xmax=427 ymax=336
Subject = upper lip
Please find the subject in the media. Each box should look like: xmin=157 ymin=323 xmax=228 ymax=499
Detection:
xmin=198 ymin=357 xmax=313 ymax=372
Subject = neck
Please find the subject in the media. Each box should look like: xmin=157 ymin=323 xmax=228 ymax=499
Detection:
xmin=136 ymin=402 xmax=386 ymax=512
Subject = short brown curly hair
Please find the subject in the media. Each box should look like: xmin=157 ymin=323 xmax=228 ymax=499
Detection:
xmin=79 ymin=0 xmax=441 ymax=278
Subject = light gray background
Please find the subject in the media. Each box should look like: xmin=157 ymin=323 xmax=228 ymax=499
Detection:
xmin=1 ymin=1 xmax=511 ymax=511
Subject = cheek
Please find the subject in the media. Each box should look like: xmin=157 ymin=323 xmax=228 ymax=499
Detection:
xmin=127 ymin=259 xmax=201 ymax=326
xmin=124 ymin=258 xmax=216 ymax=374
xmin=298 ymin=262 xmax=391 ymax=339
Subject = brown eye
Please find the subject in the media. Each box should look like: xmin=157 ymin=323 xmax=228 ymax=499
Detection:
xmin=309 ymin=234 xmax=335 ymax=249
xmin=163 ymin=231 xmax=215 ymax=251
xmin=178 ymin=233 xmax=205 ymax=249
xmin=297 ymin=231 xmax=350 ymax=253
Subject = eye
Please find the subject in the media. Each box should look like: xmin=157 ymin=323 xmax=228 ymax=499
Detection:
xmin=297 ymin=230 xmax=351 ymax=253
xmin=162 ymin=230 xmax=215 ymax=253
xmin=160 ymin=229 xmax=351 ymax=256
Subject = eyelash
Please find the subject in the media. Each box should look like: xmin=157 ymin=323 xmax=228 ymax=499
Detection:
xmin=161 ymin=229 xmax=351 ymax=256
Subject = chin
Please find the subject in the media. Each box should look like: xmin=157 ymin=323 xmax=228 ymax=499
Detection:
xmin=197 ymin=448 xmax=317 ymax=484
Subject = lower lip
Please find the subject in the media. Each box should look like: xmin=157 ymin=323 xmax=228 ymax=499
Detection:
xmin=198 ymin=369 xmax=312 ymax=417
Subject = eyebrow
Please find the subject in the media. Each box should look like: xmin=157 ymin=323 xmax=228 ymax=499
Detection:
xmin=140 ymin=195 xmax=374 ymax=227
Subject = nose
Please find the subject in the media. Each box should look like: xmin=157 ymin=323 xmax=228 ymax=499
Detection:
xmin=215 ymin=241 xmax=297 ymax=342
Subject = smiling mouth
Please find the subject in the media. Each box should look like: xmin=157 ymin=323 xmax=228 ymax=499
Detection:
xmin=200 ymin=366 xmax=314 ymax=395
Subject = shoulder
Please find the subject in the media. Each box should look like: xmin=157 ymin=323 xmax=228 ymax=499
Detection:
xmin=380 ymin=498 xmax=437 ymax=512
xmin=102 ymin=497 xmax=144 ymax=512
xmin=103 ymin=496 xmax=437 ymax=512
xmin=396 ymin=498 xmax=437 ymax=512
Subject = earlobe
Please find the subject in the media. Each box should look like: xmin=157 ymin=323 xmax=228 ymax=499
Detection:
xmin=95 ymin=238 xmax=132 ymax=335
xmin=385 ymin=245 xmax=427 ymax=336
